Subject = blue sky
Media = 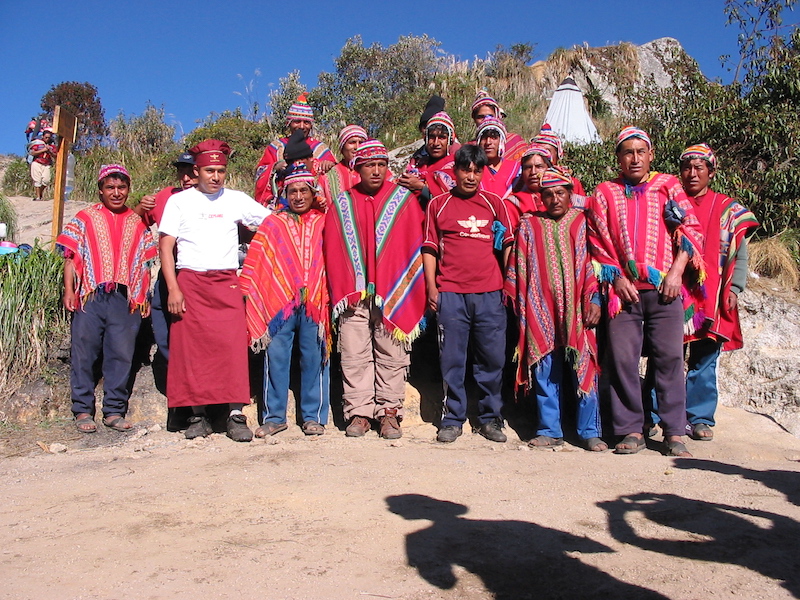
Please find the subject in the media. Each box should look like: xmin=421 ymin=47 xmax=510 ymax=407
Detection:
xmin=0 ymin=0 xmax=744 ymax=156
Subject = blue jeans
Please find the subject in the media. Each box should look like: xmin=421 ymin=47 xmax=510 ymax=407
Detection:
xmin=534 ymin=349 xmax=601 ymax=440
xmin=263 ymin=309 xmax=330 ymax=425
xmin=438 ymin=291 xmax=506 ymax=427
xmin=70 ymin=289 xmax=141 ymax=417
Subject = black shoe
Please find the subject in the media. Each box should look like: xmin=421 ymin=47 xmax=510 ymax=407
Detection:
xmin=226 ymin=413 xmax=253 ymax=442
xmin=478 ymin=418 xmax=507 ymax=443
xmin=185 ymin=415 xmax=213 ymax=439
xmin=436 ymin=425 xmax=462 ymax=443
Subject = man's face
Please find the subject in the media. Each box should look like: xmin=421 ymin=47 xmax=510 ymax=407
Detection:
xmin=478 ymin=131 xmax=501 ymax=162
xmin=42 ymin=131 xmax=53 ymax=143
xmin=454 ymin=162 xmax=483 ymax=196
xmin=195 ymin=164 xmax=227 ymax=194
xmin=288 ymin=119 xmax=312 ymax=137
xmin=522 ymin=154 xmax=549 ymax=192
xmin=617 ymin=138 xmax=653 ymax=184
xmin=356 ymin=159 xmax=388 ymax=194
xmin=98 ymin=176 xmax=129 ymax=213
xmin=286 ymin=181 xmax=314 ymax=214
xmin=680 ymin=158 xmax=713 ymax=197
xmin=176 ymin=164 xmax=199 ymax=190
xmin=426 ymin=128 xmax=449 ymax=160
xmin=472 ymin=104 xmax=496 ymax=127
xmin=342 ymin=136 xmax=365 ymax=164
xmin=541 ymin=186 xmax=571 ymax=219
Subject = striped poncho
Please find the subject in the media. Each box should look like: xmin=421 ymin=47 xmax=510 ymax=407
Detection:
xmin=239 ymin=208 xmax=330 ymax=356
xmin=56 ymin=203 xmax=157 ymax=312
xmin=324 ymin=180 xmax=427 ymax=341
xmin=505 ymin=207 xmax=599 ymax=396
xmin=588 ymin=172 xmax=707 ymax=330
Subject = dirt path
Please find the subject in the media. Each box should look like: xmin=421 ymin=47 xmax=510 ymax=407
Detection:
xmin=1 ymin=404 xmax=799 ymax=600
xmin=6 ymin=194 xmax=83 ymax=246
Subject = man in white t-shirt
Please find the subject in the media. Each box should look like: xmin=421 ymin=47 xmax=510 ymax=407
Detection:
xmin=159 ymin=139 xmax=270 ymax=441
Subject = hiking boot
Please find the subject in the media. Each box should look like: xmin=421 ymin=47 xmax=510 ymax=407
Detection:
xmin=185 ymin=415 xmax=212 ymax=439
xmin=226 ymin=413 xmax=253 ymax=442
xmin=436 ymin=425 xmax=462 ymax=443
xmin=379 ymin=408 xmax=402 ymax=440
xmin=478 ymin=418 xmax=507 ymax=443
xmin=345 ymin=416 xmax=372 ymax=437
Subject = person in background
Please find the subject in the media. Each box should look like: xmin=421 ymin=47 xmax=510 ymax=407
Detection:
xmin=470 ymin=89 xmax=527 ymax=162
xmin=28 ymin=127 xmax=57 ymax=200
xmin=319 ymin=124 xmax=367 ymax=207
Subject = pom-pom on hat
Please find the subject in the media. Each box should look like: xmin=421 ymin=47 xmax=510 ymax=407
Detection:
xmin=338 ymin=125 xmax=368 ymax=152
xmin=350 ymin=139 xmax=389 ymax=169
xmin=533 ymin=123 xmax=564 ymax=160
xmin=425 ymin=111 xmax=456 ymax=145
xmin=680 ymin=143 xmax=717 ymax=169
xmin=539 ymin=166 xmax=574 ymax=189
xmin=189 ymin=139 xmax=231 ymax=167
xmin=286 ymin=92 xmax=315 ymax=124
xmin=98 ymin=163 xmax=130 ymax=182
xmin=616 ymin=126 xmax=652 ymax=151
xmin=284 ymin=129 xmax=314 ymax=162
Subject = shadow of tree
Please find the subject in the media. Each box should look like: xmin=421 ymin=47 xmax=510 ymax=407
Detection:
xmin=599 ymin=491 xmax=800 ymax=598
xmin=387 ymin=494 xmax=669 ymax=600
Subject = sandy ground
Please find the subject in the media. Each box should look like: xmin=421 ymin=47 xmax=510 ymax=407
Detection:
xmin=6 ymin=194 xmax=82 ymax=246
xmin=1 ymin=405 xmax=799 ymax=600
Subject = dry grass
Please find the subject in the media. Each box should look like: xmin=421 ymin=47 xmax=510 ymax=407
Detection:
xmin=749 ymin=236 xmax=800 ymax=289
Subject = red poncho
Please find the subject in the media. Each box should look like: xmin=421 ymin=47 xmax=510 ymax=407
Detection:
xmin=324 ymin=180 xmax=427 ymax=341
xmin=505 ymin=207 xmax=599 ymax=396
xmin=254 ymin=136 xmax=335 ymax=204
xmin=319 ymin=161 xmax=360 ymax=206
xmin=239 ymin=208 xmax=330 ymax=356
xmin=687 ymin=190 xmax=758 ymax=350
xmin=480 ymin=158 xmax=520 ymax=201
xmin=57 ymin=203 xmax=157 ymax=312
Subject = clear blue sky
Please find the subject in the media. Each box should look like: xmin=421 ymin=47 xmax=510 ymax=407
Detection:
xmin=0 ymin=0 xmax=743 ymax=156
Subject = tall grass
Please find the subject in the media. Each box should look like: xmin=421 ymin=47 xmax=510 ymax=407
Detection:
xmin=1 ymin=158 xmax=35 ymax=197
xmin=0 ymin=194 xmax=17 ymax=241
xmin=0 ymin=246 xmax=68 ymax=403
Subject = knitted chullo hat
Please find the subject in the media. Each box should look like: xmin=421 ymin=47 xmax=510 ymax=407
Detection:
xmin=97 ymin=163 xmax=130 ymax=182
xmin=615 ymin=126 xmax=652 ymax=151
xmin=350 ymin=139 xmax=389 ymax=169
xmin=539 ymin=166 xmax=574 ymax=189
xmin=418 ymin=96 xmax=446 ymax=131
xmin=533 ymin=123 xmax=564 ymax=160
xmin=286 ymin=92 xmax=314 ymax=124
xmin=521 ymin=143 xmax=553 ymax=163
xmin=338 ymin=125 xmax=368 ymax=152
xmin=475 ymin=116 xmax=507 ymax=157
xmin=471 ymin=89 xmax=505 ymax=118
xmin=679 ymin=143 xmax=717 ymax=169
xmin=284 ymin=129 xmax=314 ymax=162
xmin=425 ymin=111 xmax=456 ymax=145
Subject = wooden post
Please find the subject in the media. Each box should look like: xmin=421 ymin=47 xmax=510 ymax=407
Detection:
xmin=50 ymin=106 xmax=77 ymax=244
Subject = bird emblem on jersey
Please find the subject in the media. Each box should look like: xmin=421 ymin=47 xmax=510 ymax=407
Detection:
xmin=458 ymin=215 xmax=489 ymax=233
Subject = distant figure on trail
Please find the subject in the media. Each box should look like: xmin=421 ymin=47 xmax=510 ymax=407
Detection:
xmin=27 ymin=127 xmax=57 ymax=200
xmin=254 ymin=93 xmax=335 ymax=207
xmin=159 ymin=140 xmax=270 ymax=442
xmin=57 ymin=164 xmax=157 ymax=434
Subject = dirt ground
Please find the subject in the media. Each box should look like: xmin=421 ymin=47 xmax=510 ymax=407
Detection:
xmin=6 ymin=194 xmax=81 ymax=247
xmin=3 ymin=193 xmax=800 ymax=599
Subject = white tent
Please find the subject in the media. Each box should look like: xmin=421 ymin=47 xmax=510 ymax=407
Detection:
xmin=543 ymin=77 xmax=601 ymax=145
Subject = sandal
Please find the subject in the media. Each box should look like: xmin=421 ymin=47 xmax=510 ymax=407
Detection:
xmin=691 ymin=423 xmax=714 ymax=441
xmin=614 ymin=434 xmax=645 ymax=454
xmin=584 ymin=437 xmax=609 ymax=452
xmin=528 ymin=435 xmax=564 ymax=448
xmin=302 ymin=421 xmax=325 ymax=436
xmin=665 ymin=440 xmax=693 ymax=457
xmin=103 ymin=415 xmax=133 ymax=432
xmin=75 ymin=414 xmax=97 ymax=433
xmin=254 ymin=422 xmax=288 ymax=438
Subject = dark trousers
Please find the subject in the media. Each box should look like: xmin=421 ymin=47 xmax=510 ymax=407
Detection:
xmin=607 ymin=289 xmax=686 ymax=437
xmin=70 ymin=289 xmax=141 ymax=417
xmin=150 ymin=269 xmax=171 ymax=360
xmin=438 ymin=291 xmax=506 ymax=427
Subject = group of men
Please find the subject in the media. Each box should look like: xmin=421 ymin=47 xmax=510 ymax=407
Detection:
xmin=59 ymin=91 xmax=758 ymax=457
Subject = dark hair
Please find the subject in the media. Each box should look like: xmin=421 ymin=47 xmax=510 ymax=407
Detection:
xmin=426 ymin=124 xmax=449 ymax=138
xmin=454 ymin=144 xmax=488 ymax=171
xmin=98 ymin=173 xmax=131 ymax=190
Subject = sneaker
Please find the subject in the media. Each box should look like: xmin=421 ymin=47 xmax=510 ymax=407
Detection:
xmin=436 ymin=425 xmax=462 ymax=443
xmin=345 ymin=416 xmax=372 ymax=437
xmin=226 ymin=413 xmax=253 ymax=442
xmin=379 ymin=408 xmax=402 ymax=439
xmin=478 ymin=418 xmax=507 ymax=443
xmin=185 ymin=415 xmax=212 ymax=439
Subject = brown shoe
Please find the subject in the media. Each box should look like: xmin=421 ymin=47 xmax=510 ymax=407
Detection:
xmin=345 ymin=416 xmax=372 ymax=437
xmin=379 ymin=408 xmax=402 ymax=440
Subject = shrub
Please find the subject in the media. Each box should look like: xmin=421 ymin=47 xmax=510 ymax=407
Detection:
xmin=2 ymin=158 xmax=35 ymax=197
xmin=0 ymin=194 xmax=18 ymax=242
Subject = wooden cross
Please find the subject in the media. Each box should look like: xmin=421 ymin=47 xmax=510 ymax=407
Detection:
xmin=50 ymin=106 xmax=78 ymax=243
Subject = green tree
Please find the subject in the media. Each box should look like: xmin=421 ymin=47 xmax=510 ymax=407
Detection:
xmin=40 ymin=81 xmax=108 ymax=151
xmin=110 ymin=103 xmax=176 ymax=156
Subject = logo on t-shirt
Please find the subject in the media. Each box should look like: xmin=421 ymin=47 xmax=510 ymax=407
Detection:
xmin=457 ymin=215 xmax=490 ymax=238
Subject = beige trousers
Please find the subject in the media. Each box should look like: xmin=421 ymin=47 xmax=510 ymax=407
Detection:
xmin=338 ymin=303 xmax=410 ymax=420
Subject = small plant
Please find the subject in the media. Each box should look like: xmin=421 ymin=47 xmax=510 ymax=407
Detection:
xmin=0 ymin=194 xmax=18 ymax=241
xmin=2 ymin=158 xmax=35 ymax=197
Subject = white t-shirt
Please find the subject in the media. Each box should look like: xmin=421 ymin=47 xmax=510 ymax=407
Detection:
xmin=159 ymin=187 xmax=270 ymax=271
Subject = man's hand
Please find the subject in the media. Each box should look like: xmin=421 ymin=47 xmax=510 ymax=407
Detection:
xmin=613 ymin=277 xmax=640 ymax=304
xmin=659 ymin=269 xmax=683 ymax=303
xmin=725 ymin=291 xmax=739 ymax=311
xmin=584 ymin=303 xmax=601 ymax=327
xmin=427 ymin=287 xmax=439 ymax=312
xmin=397 ymin=172 xmax=425 ymax=192
xmin=167 ymin=287 xmax=186 ymax=316
xmin=63 ymin=289 xmax=77 ymax=312
xmin=139 ymin=194 xmax=157 ymax=212
xmin=316 ymin=159 xmax=335 ymax=174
